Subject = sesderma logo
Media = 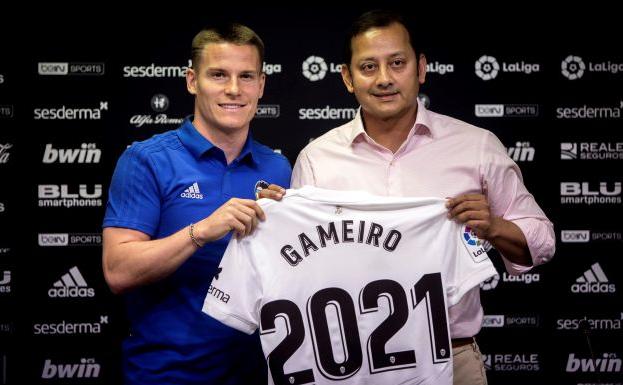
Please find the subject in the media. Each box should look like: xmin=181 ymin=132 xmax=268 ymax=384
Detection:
xmin=33 ymin=315 xmax=108 ymax=335
xmin=42 ymin=358 xmax=100 ymax=379
xmin=299 ymin=106 xmax=357 ymax=120
xmin=34 ymin=101 xmax=108 ymax=120
xmin=556 ymin=101 xmax=622 ymax=119
xmin=557 ymin=314 xmax=622 ymax=331
xmin=566 ymin=353 xmax=621 ymax=373
xmin=48 ymin=266 xmax=94 ymax=298
xmin=123 ymin=60 xmax=190 ymax=78
xmin=571 ymin=262 xmax=616 ymax=294
xmin=560 ymin=182 xmax=622 ymax=205
xmin=475 ymin=104 xmax=539 ymax=118
xmin=561 ymin=141 xmax=623 ymax=160
xmin=38 ymin=62 xmax=104 ymax=76
xmin=42 ymin=143 xmax=101 ymax=164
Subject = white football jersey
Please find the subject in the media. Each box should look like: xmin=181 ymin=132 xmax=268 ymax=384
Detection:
xmin=203 ymin=186 xmax=496 ymax=385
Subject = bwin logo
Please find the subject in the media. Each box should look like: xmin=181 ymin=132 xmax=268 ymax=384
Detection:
xmin=42 ymin=143 xmax=101 ymax=164
xmin=566 ymin=353 xmax=621 ymax=373
xmin=475 ymin=55 xmax=499 ymax=80
xmin=151 ymin=94 xmax=169 ymax=112
xmin=507 ymin=142 xmax=535 ymax=162
xmin=302 ymin=56 xmax=328 ymax=81
xmin=562 ymin=55 xmax=586 ymax=80
xmin=41 ymin=358 xmax=101 ymax=379
xmin=48 ymin=266 xmax=95 ymax=298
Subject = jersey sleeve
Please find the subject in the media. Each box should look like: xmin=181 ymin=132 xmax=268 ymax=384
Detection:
xmin=445 ymin=224 xmax=498 ymax=306
xmin=202 ymin=236 xmax=262 ymax=335
xmin=102 ymin=144 xmax=161 ymax=237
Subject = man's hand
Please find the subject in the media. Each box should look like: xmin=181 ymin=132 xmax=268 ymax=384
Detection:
xmin=257 ymin=184 xmax=286 ymax=201
xmin=195 ymin=198 xmax=266 ymax=241
xmin=446 ymin=183 xmax=499 ymax=240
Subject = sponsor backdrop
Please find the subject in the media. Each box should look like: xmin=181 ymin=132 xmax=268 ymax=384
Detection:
xmin=0 ymin=7 xmax=621 ymax=385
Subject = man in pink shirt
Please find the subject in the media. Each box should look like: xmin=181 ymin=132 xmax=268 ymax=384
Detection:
xmin=262 ymin=9 xmax=554 ymax=385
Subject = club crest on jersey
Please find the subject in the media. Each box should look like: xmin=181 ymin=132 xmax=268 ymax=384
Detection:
xmin=462 ymin=225 xmax=488 ymax=263
xmin=254 ymin=180 xmax=270 ymax=200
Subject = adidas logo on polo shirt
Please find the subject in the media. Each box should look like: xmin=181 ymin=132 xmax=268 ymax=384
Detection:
xmin=181 ymin=182 xmax=203 ymax=200
xmin=571 ymin=263 xmax=616 ymax=294
xmin=48 ymin=266 xmax=95 ymax=298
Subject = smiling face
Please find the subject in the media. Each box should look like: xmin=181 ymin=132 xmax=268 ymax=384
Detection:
xmin=342 ymin=22 xmax=426 ymax=122
xmin=186 ymin=42 xmax=265 ymax=136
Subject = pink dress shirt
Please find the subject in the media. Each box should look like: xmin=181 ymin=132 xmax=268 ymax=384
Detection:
xmin=291 ymin=100 xmax=555 ymax=338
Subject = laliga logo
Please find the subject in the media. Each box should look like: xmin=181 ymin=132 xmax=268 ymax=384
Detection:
xmin=480 ymin=274 xmax=500 ymax=291
xmin=475 ymin=55 xmax=499 ymax=80
xmin=302 ymin=56 xmax=330 ymax=81
xmin=562 ymin=55 xmax=586 ymax=80
xmin=463 ymin=226 xmax=482 ymax=246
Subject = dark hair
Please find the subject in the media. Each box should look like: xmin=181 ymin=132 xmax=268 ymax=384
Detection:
xmin=343 ymin=9 xmax=419 ymax=66
xmin=191 ymin=23 xmax=264 ymax=71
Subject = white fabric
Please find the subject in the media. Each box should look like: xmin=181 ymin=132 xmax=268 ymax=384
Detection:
xmin=203 ymin=186 xmax=497 ymax=385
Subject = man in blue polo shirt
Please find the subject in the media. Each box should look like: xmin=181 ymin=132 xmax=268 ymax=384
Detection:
xmin=102 ymin=23 xmax=291 ymax=384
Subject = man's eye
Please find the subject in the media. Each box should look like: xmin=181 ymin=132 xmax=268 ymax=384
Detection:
xmin=361 ymin=63 xmax=376 ymax=72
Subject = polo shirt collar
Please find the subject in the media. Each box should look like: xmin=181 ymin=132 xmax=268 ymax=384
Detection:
xmin=178 ymin=117 xmax=258 ymax=165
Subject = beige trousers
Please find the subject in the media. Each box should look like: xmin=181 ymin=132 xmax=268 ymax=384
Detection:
xmin=452 ymin=340 xmax=488 ymax=385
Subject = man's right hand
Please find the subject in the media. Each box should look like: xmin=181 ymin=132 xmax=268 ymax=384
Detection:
xmin=195 ymin=198 xmax=266 ymax=241
xmin=257 ymin=184 xmax=286 ymax=201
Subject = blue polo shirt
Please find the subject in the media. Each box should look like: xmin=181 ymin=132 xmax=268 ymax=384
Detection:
xmin=103 ymin=119 xmax=291 ymax=385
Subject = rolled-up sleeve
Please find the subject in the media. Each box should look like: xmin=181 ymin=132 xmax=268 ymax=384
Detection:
xmin=480 ymin=131 xmax=555 ymax=274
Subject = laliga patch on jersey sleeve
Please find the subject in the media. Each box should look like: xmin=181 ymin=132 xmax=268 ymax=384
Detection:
xmin=461 ymin=225 xmax=489 ymax=263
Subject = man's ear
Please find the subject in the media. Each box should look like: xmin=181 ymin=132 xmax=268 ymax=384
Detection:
xmin=186 ymin=67 xmax=197 ymax=95
xmin=341 ymin=64 xmax=355 ymax=94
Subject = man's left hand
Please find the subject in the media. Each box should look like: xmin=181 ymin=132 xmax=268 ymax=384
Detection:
xmin=446 ymin=192 xmax=499 ymax=240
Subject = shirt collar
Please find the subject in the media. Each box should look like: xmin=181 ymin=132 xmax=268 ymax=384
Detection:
xmin=347 ymin=99 xmax=435 ymax=144
xmin=177 ymin=117 xmax=258 ymax=165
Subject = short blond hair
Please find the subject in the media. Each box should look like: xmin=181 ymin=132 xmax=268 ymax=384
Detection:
xmin=191 ymin=23 xmax=264 ymax=71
